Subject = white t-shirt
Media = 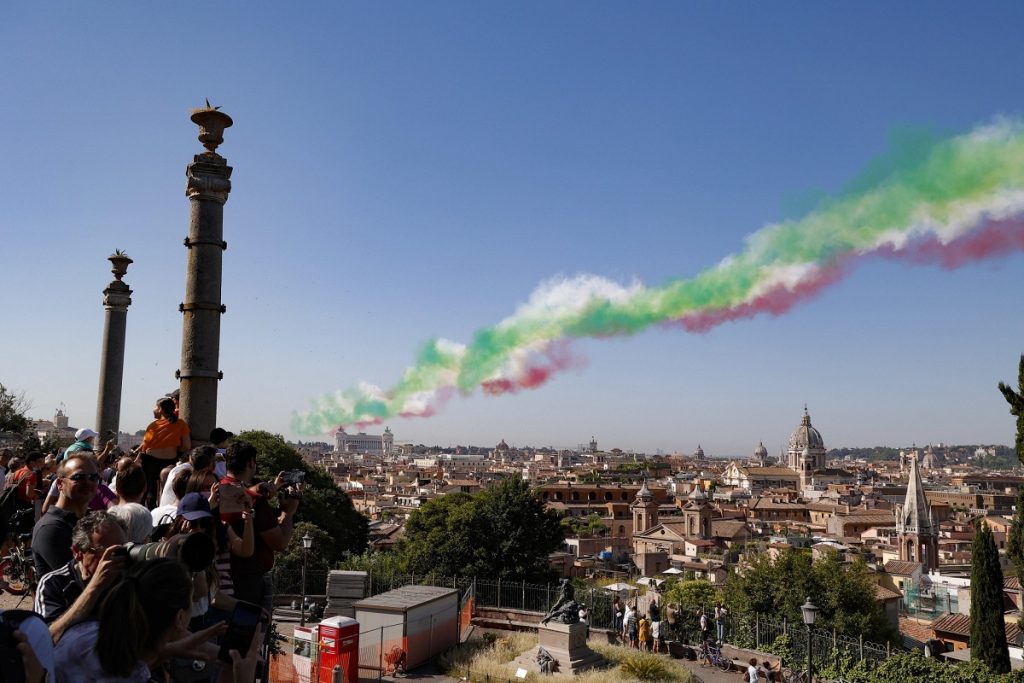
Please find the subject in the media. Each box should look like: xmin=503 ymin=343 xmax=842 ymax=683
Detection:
xmin=160 ymin=462 xmax=193 ymax=506
xmin=747 ymin=664 xmax=760 ymax=683
xmin=150 ymin=503 xmax=179 ymax=528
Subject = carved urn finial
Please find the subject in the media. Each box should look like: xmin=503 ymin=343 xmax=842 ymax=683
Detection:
xmin=108 ymin=250 xmax=133 ymax=281
xmin=189 ymin=101 xmax=233 ymax=154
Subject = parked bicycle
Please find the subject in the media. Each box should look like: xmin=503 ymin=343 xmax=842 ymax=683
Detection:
xmin=698 ymin=639 xmax=732 ymax=671
xmin=1 ymin=508 xmax=38 ymax=600
xmin=781 ymin=666 xmax=810 ymax=683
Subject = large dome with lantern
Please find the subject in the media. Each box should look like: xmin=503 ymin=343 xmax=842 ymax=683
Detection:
xmin=788 ymin=407 xmax=825 ymax=451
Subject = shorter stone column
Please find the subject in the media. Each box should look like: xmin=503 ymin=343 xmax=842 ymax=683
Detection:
xmin=95 ymin=252 xmax=133 ymax=439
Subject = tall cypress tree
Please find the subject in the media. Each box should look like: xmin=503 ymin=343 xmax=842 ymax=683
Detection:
xmin=1008 ymin=490 xmax=1024 ymax=579
xmin=971 ymin=521 xmax=1011 ymax=674
xmin=1000 ymin=357 xmax=1024 ymax=579
xmin=997 ymin=354 xmax=1024 ymax=465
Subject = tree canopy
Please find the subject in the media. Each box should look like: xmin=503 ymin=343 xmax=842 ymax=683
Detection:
xmin=0 ymin=384 xmax=31 ymax=435
xmin=399 ymin=478 xmax=564 ymax=581
xmin=998 ymin=355 xmax=1024 ymax=465
xmin=722 ymin=548 xmax=897 ymax=643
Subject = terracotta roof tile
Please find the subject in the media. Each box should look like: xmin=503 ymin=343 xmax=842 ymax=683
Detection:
xmin=898 ymin=616 xmax=934 ymax=646
xmin=884 ymin=560 xmax=923 ymax=576
xmin=932 ymin=613 xmax=1021 ymax=645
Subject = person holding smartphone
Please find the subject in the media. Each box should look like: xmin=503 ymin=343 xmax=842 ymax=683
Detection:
xmin=219 ymin=441 xmax=300 ymax=608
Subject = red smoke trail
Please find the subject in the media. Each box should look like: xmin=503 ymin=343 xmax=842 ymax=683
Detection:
xmin=884 ymin=217 xmax=1024 ymax=269
xmin=675 ymin=218 xmax=1024 ymax=333
xmin=676 ymin=263 xmax=848 ymax=333
xmin=481 ymin=340 xmax=585 ymax=396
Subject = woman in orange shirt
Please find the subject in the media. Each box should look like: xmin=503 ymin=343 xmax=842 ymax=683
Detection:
xmin=138 ymin=397 xmax=191 ymax=507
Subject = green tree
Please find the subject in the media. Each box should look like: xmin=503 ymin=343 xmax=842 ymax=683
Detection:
xmin=399 ymin=479 xmax=563 ymax=581
xmin=0 ymin=384 xmax=31 ymax=435
xmin=663 ymin=579 xmax=719 ymax=611
xmin=998 ymin=355 xmax=1024 ymax=465
xmin=399 ymin=493 xmax=478 ymax=577
xmin=722 ymin=548 xmax=896 ymax=643
xmin=971 ymin=520 xmax=1011 ymax=674
xmin=236 ymin=430 xmax=369 ymax=562
xmin=1009 ymin=490 xmax=1024 ymax=579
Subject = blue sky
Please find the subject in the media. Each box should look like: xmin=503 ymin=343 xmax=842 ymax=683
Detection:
xmin=2 ymin=3 xmax=1023 ymax=455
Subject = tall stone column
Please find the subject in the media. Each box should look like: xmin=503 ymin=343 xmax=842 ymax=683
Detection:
xmin=95 ymin=252 xmax=133 ymax=438
xmin=177 ymin=104 xmax=233 ymax=443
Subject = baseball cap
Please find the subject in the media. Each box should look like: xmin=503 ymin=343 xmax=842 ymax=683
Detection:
xmin=209 ymin=427 xmax=234 ymax=444
xmin=165 ymin=388 xmax=180 ymax=399
xmin=75 ymin=428 xmax=99 ymax=441
xmin=178 ymin=492 xmax=213 ymax=521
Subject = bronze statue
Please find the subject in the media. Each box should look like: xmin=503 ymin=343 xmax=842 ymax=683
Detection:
xmin=541 ymin=579 xmax=580 ymax=625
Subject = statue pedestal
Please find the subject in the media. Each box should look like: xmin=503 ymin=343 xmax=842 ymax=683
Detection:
xmin=514 ymin=622 xmax=605 ymax=675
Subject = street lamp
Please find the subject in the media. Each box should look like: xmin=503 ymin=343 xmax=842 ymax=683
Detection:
xmin=300 ymin=532 xmax=313 ymax=627
xmin=801 ymin=597 xmax=818 ymax=682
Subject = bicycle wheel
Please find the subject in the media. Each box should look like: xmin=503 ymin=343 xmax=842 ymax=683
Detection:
xmin=699 ymin=653 xmax=711 ymax=668
xmin=717 ymin=656 xmax=732 ymax=671
xmin=1 ymin=555 xmax=31 ymax=595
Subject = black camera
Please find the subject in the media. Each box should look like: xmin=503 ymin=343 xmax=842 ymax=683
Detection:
xmin=124 ymin=533 xmax=215 ymax=573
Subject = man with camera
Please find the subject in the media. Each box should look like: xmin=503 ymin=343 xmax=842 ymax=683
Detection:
xmin=34 ymin=511 xmax=127 ymax=641
xmin=220 ymin=441 xmax=301 ymax=608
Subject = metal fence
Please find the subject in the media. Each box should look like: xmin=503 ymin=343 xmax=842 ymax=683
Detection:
xmin=725 ymin=613 xmax=894 ymax=672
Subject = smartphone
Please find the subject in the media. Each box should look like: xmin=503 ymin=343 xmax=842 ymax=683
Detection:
xmin=0 ymin=610 xmax=39 ymax=683
xmin=218 ymin=601 xmax=262 ymax=663
xmin=219 ymin=483 xmax=248 ymax=515
xmin=283 ymin=470 xmax=306 ymax=484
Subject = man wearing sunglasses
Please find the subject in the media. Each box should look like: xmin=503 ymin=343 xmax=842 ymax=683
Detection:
xmin=32 ymin=454 xmax=100 ymax=577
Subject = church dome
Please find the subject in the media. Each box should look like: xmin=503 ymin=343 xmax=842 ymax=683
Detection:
xmin=688 ymin=482 xmax=707 ymax=502
xmin=694 ymin=444 xmax=705 ymax=459
xmin=789 ymin=407 xmax=825 ymax=451
xmin=636 ymin=479 xmax=654 ymax=501
xmin=754 ymin=442 xmax=768 ymax=458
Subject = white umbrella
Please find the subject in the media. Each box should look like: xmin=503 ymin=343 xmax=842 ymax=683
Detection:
xmin=661 ymin=568 xmax=684 ymax=575
xmin=603 ymin=582 xmax=638 ymax=592
xmin=637 ymin=577 xmax=665 ymax=587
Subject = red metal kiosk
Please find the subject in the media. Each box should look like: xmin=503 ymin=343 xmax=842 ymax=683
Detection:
xmin=317 ymin=616 xmax=359 ymax=683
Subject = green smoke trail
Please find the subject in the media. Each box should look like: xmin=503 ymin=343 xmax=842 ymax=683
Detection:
xmin=294 ymin=118 xmax=1024 ymax=433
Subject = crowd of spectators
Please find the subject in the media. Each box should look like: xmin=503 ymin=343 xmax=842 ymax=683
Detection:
xmin=0 ymin=391 xmax=301 ymax=683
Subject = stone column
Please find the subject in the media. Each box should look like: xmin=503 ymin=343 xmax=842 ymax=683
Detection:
xmin=177 ymin=105 xmax=233 ymax=443
xmin=95 ymin=252 xmax=134 ymax=438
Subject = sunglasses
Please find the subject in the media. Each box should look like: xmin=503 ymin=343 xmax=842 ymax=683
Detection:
xmin=65 ymin=472 xmax=100 ymax=482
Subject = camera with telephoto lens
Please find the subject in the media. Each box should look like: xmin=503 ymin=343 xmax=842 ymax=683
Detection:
xmin=122 ymin=533 xmax=215 ymax=573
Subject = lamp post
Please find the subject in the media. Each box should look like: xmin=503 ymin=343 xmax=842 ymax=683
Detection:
xmin=801 ymin=597 xmax=818 ymax=682
xmin=300 ymin=532 xmax=313 ymax=626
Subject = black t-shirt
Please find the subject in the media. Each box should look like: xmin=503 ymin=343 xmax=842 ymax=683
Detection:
xmin=649 ymin=603 xmax=660 ymax=621
xmin=32 ymin=507 xmax=79 ymax=578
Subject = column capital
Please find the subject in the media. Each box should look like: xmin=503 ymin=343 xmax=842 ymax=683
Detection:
xmin=186 ymin=153 xmax=233 ymax=204
xmin=102 ymin=280 xmax=132 ymax=311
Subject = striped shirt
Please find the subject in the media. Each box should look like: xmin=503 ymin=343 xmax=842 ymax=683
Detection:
xmin=34 ymin=560 xmax=84 ymax=623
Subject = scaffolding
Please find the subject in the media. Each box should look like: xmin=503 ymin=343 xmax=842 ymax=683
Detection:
xmin=903 ymin=579 xmax=959 ymax=620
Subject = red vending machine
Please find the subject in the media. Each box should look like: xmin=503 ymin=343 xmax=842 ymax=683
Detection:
xmin=317 ymin=616 xmax=359 ymax=683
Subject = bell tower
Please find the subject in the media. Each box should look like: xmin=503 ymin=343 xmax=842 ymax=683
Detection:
xmin=895 ymin=456 xmax=937 ymax=571
xmin=631 ymin=477 xmax=658 ymax=534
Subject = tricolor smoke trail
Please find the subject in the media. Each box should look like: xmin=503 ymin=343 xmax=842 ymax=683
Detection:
xmin=293 ymin=118 xmax=1024 ymax=435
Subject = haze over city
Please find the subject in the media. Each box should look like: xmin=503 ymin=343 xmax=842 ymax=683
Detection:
xmin=3 ymin=3 xmax=1024 ymax=454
